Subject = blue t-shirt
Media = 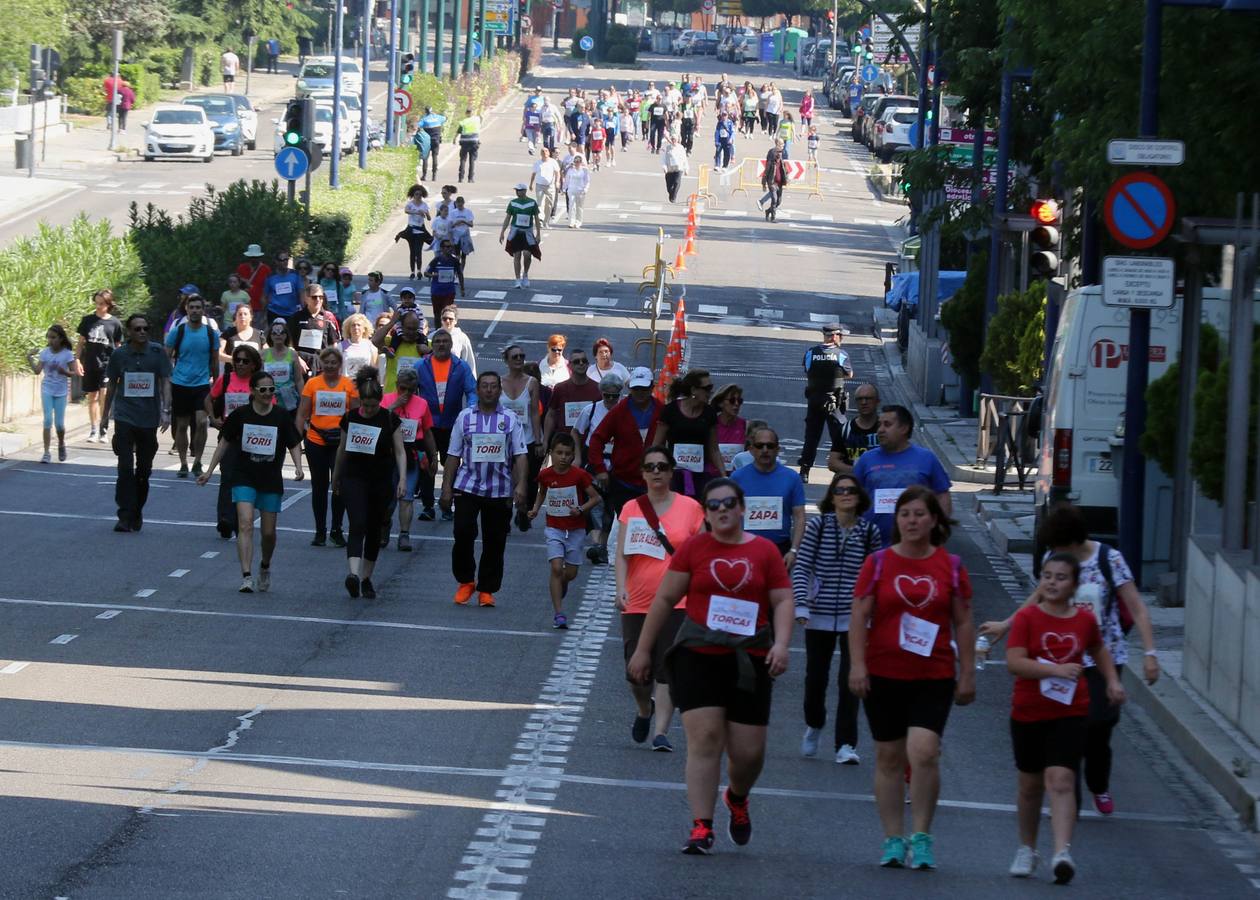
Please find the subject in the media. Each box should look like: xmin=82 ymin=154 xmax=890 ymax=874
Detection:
xmin=164 ymin=322 xmax=216 ymax=387
xmin=265 ymin=272 xmax=304 ymax=316
xmin=730 ymin=461 xmax=806 ymax=545
xmin=852 ymin=443 xmax=952 ymax=545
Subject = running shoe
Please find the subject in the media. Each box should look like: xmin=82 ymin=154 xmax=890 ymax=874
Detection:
xmin=594 ymin=545 xmax=609 ymax=565
xmin=835 ymin=744 xmax=861 ymax=765
xmin=440 ymin=507 xmax=454 ymax=521
xmin=800 ymin=726 xmax=821 ymax=757
xmin=879 ymin=835 xmax=907 ymax=868
xmin=361 ymin=579 xmax=377 ymax=600
xmin=631 ymin=699 xmax=653 ymax=744
xmin=1052 ymin=849 xmax=1076 ymax=885
xmin=723 ymin=789 xmax=751 ymax=846
xmin=191 ymin=461 xmax=203 ymax=477
xmin=1009 ymin=845 xmax=1038 ymax=878
xmin=513 ymin=279 xmax=523 ymax=289
xmin=311 ymin=532 xmax=326 ymax=547
xmin=329 ymin=530 xmax=347 ymax=548
xmin=908 ymin=832 xmax=936 ymax=870
xmin=178 ymin=464 xmax=189 ymax=478
xmin=418 ymin=507 xmax=436 ymax=521
xmin=218 ymin=521 xmax=234 ymax=539
xmin=1092 ymin=792 xmax=1114 ymax=815
xmin=87 ymin=429 xmax=97 ymax=443
xmin=522 ymin=277 xmax=530 ymax=288
xmin=344 ymin=574 xmax=361 ymax=598
xmin=113 ymin=519 xmax=132 ymax=533
xmin=651 ymin=734 xmax=674 ymax=752
xmin=478 ymin=592 xmax=496 ymax=607
xmin=255 ymin=568 xmax=271 ymax=593
xmin=514 ymin=507 xmax=532 ymax=532
xmin=553 ymin=613 xmax=568 ymax=629
xmin=397 ymin=532 xmax=412 ymax=551
xmin=239 ymin=576 xmax=254 ymax=593
xmin=58 ymin=445 xmax=67 ymax=462
xmin=681 ymin=820 xmax=714 ymax=855
xmin=585 ymin=544 xmax=600 ymax=562
xmin=40 ymin=452 xmax=51 ymax=464
xmin=99 ymin=427 xmax=108 ymax=443
xmin=454 ymin=582 xmax=475 ymax=605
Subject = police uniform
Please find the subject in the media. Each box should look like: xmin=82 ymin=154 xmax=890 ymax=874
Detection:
xmin=798 ymin=324 xmax=852 ymax=477
xmin=457 ymin=113 xmax=481 ymax=183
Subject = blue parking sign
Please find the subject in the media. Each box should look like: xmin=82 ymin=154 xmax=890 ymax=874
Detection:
xmin=580 ymin=35 xmax=594 ymax=51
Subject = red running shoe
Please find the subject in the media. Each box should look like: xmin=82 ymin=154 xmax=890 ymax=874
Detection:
xmin=1093 ymin=792 xmax=1115 ymax=815
xmin=682 ymin=819 xmax=715 ymax=855
xmin=724 ymin=788 xmax=752 ymax=846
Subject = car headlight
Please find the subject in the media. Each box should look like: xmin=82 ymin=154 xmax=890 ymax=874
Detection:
xmin=297 ymin=80 xmax=307 ymax=89
xmin=223 ymin=122 xmax=239 ymax=132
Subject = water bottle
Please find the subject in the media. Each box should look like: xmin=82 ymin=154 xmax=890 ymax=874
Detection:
xmin=975 ymin=635 xmax=990 ymax=671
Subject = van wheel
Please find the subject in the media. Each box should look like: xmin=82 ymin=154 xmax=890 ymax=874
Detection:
xmin=204 ymin=155 xmax=214 ymax=163
xmin=144 ymin=154 xmax=154 ymax=162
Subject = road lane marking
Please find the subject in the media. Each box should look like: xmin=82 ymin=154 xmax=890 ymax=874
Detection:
xmin=529 ymin=294 xmax=562 ymax=304
xmin=722 ymin=209 xmax=748 ymax=217
xmin=0 ymin=662 xmax=29 ymax=675
xmin=475 ymin=290 xmax=507 ymax=300
xmin=697 ymin=304 xmax=727 ymax=315
xmin=200 ymin=551 xmax=219 ymax=559
xmin=169 ymin=569 xmax=190 ymax=578
xmin=585 ymin=297 xmax=617 ymax=307
xmin=279 ymin=488 xmax=310 ymax=511
xmin=49 ymin=634 xmax=78 ymax=645
xmin=753 ymin=308 xmax=783 ymax=319
xmin=483 ymin=303 xmax=509 ymax=340
xmin=95 ymin=610 xmax=122 ymax=620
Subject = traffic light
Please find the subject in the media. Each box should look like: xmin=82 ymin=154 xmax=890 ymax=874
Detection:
xmin=400 ymin=52 xmax=415 ymax=84
xmin=864 ymin=38 xmax=874 ymax=60
xmin=1029 ymin=199 xmax=1061 ymax=279
xmin=282 ymin=98 xmax=304 ymax=147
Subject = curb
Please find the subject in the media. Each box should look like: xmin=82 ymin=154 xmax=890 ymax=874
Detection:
xmin=0 ymin=402 xmax=94 ymax=461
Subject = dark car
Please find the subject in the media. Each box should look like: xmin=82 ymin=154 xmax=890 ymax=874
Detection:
xmin=638 ymin=27 xmax=653 ymax=51
xmin=851 ymin=94 xmax=881 ymax=142
xmin=862 ymin=94 xmax=918 ymax=149
xmin=695 ymin=31 xmax=719 ymax=55
xmin=180 ymin=95 xmax=244 ymax=155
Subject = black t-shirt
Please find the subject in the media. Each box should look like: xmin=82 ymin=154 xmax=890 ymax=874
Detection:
xmin=830 ymin=416 xmax=879 ymax=464
xmin=76 ymin=314 xmax=124 ymax=365
xmin=221 ymin=403 xmax=302 ymax=495
xmin=289 ymin=311 xmax=341 ymax=370
xmin=660 ymin=400 xmax=717 ymax=448
xmin=222 ymin=326 xmax=266 ymax=358
xmin=339 ymin=406 xmax=401 ymax=481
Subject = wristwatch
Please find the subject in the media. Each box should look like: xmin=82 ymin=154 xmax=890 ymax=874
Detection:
xmin=1143 ymin=649 xmax=1158 ymax=658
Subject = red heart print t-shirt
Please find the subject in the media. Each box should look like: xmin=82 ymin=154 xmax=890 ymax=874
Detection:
xmin=1007 ymin=604 xmax=1102 ymax=721
xmin=668 ymin=532 xmax=791 ymax=656
xmin=853 ymin=546 xmax=973 ymax=680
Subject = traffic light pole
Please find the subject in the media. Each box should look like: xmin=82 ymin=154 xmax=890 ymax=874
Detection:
xmin=386 ymin=0 xmax=399 ymax=146
xmin=435 ymin=0 xmax=445 ymax=76
xmin=452 ymin=0 xmax=462 ymax=79
xmin=464 ymin=0 xmax=475 ymax=73
xmin=420 ymin=0 xmax=430 ymax=70
xmin=331 ymin=0 xmax=345 ymax=188
xmin=359 ymin=6 xmax=371 ymax=170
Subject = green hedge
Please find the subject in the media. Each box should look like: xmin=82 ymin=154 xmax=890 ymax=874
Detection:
xmin=310 ymin=148 xmax=417 ymax=261
xmin=0 ymin=217 xmax=145 ymax=375
xmin=64 ymin=63 xmax=163 ymax=114
xmin=402 ymin=52 xmax=522 ymax=141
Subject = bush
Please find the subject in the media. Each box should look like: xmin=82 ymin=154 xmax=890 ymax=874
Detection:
xmin=1189 ymin=327 xmax=1259 ymax=505
xmin=1142 ymin=323 xmax=1222 ymax=479
xmin=571 ymin=28 xmax=591 ymax=58
xmin=310 ymin=147 xmax=417 ymax=261
xmin=980 ymin=280 xmax=1046 ymax=396
xmin=605 ymin=43 xmax=637 ymax=64
xmin=142 ymin=47 xmax=186 ymax=86
xmin=64 ymin=75 xmax=105 ymax=114
xmin=940 ymin=251 xmax=987 ymax=383
xmin=0 ymin=217 xmax=145 ymax=375
xmin=402 ymin=53 xmax=522 ymax=141
xmin=117 ymin=63 xmax=162 ymax=108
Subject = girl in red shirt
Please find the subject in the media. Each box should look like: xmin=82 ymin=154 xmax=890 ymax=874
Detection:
xmin=1005 ymin=552 xmax=1124 ymax=885
xmin=848 ymin=485 xmax=975 ymax=871
xmin=628 ymin=478 xmax=793 ymax=856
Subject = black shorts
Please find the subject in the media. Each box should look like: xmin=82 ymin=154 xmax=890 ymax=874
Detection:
xmin=223 ymin=73 xmax=236 ymax=83
xmin=863 ymin=675 xmax=954 ymax=742
xmin=171 ymin=383 xmax=210 ymax=418
xmin=621 ymin=609 xmax=685 ymax=685
xmin=668 ymin=647 xmax=773 ymax=727
xmin=1010 ymin=716 xmax=1088 ymax=773
xmin=81 ymin=356 xmax=109 ymax=393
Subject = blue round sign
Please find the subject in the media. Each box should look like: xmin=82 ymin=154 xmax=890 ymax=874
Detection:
xmin=861 ymin=64 xmax=879 ymax=82
xmin=580 ymin=35 xmax=594 ymax=51
xmin=274 ymin=146 xmax=310 ymax=182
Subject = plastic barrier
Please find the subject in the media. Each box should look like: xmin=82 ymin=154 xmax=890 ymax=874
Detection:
xmin=729 ymin=157 xmax=823 ymax=200
xmin=696 ymin=164 xmax=718 ymax=207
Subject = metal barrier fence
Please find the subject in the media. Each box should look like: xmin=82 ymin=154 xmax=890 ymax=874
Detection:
xmin=728 ymin=157 xmax=822 ymax=200
xmin=977 ymin=393 xmax=1037 ymax=493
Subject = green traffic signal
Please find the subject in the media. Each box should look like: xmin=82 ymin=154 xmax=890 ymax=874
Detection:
xmin=284 ymin=130 xmax=301 ymax=146
xmin=401 ymin=72 xmax=413 ymax=84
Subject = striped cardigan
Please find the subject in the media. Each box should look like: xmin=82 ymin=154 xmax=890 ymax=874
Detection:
xmin=791 ymin=513 xmax=881 ymax=632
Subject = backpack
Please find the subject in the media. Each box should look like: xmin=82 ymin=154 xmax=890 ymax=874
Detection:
xmin=172 ymin=321 xmax=220 ymax=379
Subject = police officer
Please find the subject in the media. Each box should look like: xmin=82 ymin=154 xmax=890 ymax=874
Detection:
xmin=798 ymin=323 xmax=852 ymax=482
xmin=456 ymin=107 xmax=481 ymax=184
xmin=419 ymin=106 xmax=447 ymax=181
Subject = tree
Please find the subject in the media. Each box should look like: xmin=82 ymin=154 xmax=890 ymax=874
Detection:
xmin=67 ymin=0 xmax=170 ymax=52
xmin=0 ymin=0 xmax=68 ymax=86
xmin=980 ymin=280 xmax=1045 ymax=396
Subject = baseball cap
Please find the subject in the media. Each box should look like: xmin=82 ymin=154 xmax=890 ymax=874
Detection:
xmin=627 ymin=367 xmax=653 ymax=389
xmin=399 ymin=287 xmax=416 ymax=297
xmin=514 ymin=182 xmax=528 ymax=191
xmin=339 ymin=266 xmax=353 ymax=275
xmin=600 ymin=373 xmax=624 ymax=392
xmin=822 ymin=322 xmax=849 ymax=335
xmin=180 ymin=283 xmax=200 ymax=295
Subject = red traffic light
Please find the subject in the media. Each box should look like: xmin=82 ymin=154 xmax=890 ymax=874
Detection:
xmin=1031 ymin=199 xmax=1061 ymax=225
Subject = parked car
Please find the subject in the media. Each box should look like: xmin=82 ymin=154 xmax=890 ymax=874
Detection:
xmin=804 ymin=39 xmax=833 ymax=76
xmin=180 ymin=95 xmax=244 ymax=156
xmin=873 ymin=106 xmax=918 ymax=161
xmin=730 ymin=35 xmax=753 ymax=63
xmin=143 ymin=106 xmax=215 ymax=163
xmin=718 ymin=29 xmax=756 ymax=62
xmin=862 ymin=94 xmax=918 ymax=148
xmin=223 ymin=93 xmax=258 ymax=150
xmin=294 ymin=57 xmax=363 ymax=97
xmin=823 ymin=64 xmax=855 ymax=109
xmin=671 ymin=29 xmax=697 ymax=55
xmin=272 ymin=99 xmax=353 ymax=157
xmin=850 ymin=94 xmax=881 ymax=142
xmin=309 ymin=90 xmax=372 ymax=144
xmin=685 ymin=31 xmax=717 ymax=55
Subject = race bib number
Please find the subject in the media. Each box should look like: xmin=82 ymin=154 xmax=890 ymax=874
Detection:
xmin=707 ymin=595 xmax=758 ymax=637
xmin=123 ymin=372 xmax=155 ymax=398
xmin=873 ymin=488 xmax=901 ymax=515
xmin=437 ymin=269 xmax=455 ymax=284
xmin=743 ymin=496 xmax=783 ymax=531
xmin=514 ymin=213 xmax=533 ymax=228
xmin=314 ymin=391 xmax=346 ymax=417
xmin=899 ymin=612 xmax=939 ymax=658
xmin=1072 ymin=584 xmax=1103 ymax=622
xmin=623 ymin=518 xmax=665 ymax=560
xmin=436 ymin=381 xmax=448 ymax=407
xmin=224 ymin=391 xmax=250 ymax=414
xmin=652 ymin=107 xmax=664 ymax=117
xmin=396 ymin=356 xmax=419 ymax=374
xmin=1037 ymin=658 xmax=1078 ymax=705
xmin=527 ymin=113 xmax=540 ymax=126
xmin=264 ymin=361 xmax=290 ymax=383
xmin=470 ymin=431 xmax=507 ymax=463
xmin=674 ymin=442 xmax=704 ymax=473
xmin=399 ymin=418 xmax=419 ymax=443
xmin=274 ymin=281 xmax=293 ymax=295
xmin=241 ymin=423 xmax=278 ymax=458
xmin=346 ymin=422 xmax=382 ymax=454
xmin=298 ymin=328 xmax=324 ymax=350
xmin=719 ymin=443 xmax=742 ymax=470
xmin=564 ymin=401 xmax=587 ymax=427
xmin=545 ymin=485 xmax=579 ymax=518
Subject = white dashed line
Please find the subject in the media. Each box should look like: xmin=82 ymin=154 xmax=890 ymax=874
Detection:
xmin=722 ymin=209 xmax=748 ymax=217
xmin=753 ymin=308 xmax=784 ymax=319
xmin=475 ymin=290 xmax=508 ymax=300
xmin=697 ymin=304 xmax=728 ymax=315
xmin=169 ymin=569 xmax=190 ymax=578
xmin=586 ymin=297 xmax=617 ymax=307
xmin=636 ymin=203 xmax=662 ymax=212
xmin=483 ymin=303 xmax=509 ymax=340
xmin=200 ymin=551 xmax=219 ymax=559
xmin=810 ymin=213 xmax=834 ymax=222
xmin=95 ymin=610 xmax=122 ymax=620
xmin=530 ymin=294 xmax=563 ymax=305
xmin=49 ymin=634 xmax=78 ymax=645
xmin=595 ymin=202 xmax=620 ymax=210
xmin=0 ymin=662 xmax=29 ymax=675
xmin=135 ymin=589 xmax=157 ymax=598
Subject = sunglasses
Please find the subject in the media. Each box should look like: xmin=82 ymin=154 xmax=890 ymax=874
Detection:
xmin=602 ymin=393 xmax=620 ymax=399
xmin=233 ymin=358 xmax=252 ymax=365
xmin=549 ymin=346 xmax=564 ymax=351
xmin=725 ymin=396 xmax=744 ymax=405
xmin=641 ymin=461 xmax=672 ymax=473
xmin=704 ymin=496 xmax=740 ymax=511
xmin=508 ymin=353 xmax=525 ymax=361
xmin=276 ymin=257 xmax=290 ymax=263
xmin=570 ymin=358 xmax=588 ymax=365
xmin=752 ymin=442 xmax=778 ymax=450
xmin=832 ymin=485 xmax=860 ymax=495
xmin=255 ymin=386 xmax=276 ymax=394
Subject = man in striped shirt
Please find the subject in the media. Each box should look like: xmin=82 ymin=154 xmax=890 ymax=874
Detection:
xmin=441 ymin=371 xmax=529 ymax=607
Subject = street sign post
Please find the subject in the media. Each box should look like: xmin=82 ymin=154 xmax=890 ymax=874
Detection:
xmin=1103 ymin=172 xmax=1176 ymax=250
xmin=861 ymin=63 xmax=879 ymax=82
xmin=521 ymin=14 xmax=532 ymax=30
xmin=485 ymin=0 xmax=511 ymax=32
xmin=1106 ymin=138 xmax=1185 ymax=166
xmin=274 ymin=146 xmax=311 ymax=182
xmin=392 ymin=88 xmax=413 ymax=116
xmin=1102 ymin=256 xmax=1175 ymax=308
xmin=580 ymin=33 xmax=593 ymax=64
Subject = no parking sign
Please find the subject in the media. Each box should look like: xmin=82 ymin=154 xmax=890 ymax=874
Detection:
xmin=1104 ymin=172 xmax=1176 ymax=250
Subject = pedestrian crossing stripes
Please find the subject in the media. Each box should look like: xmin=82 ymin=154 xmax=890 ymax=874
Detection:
xmin=697 ymin=304 xmax=727 ymax=315
xmin=475 ymin=290 xmax=507 ymax=300
xmin=455 ymin=291 xmax=863 ymax=322
xmin=530 ymin=294 xmax=562 ymax=305
xmin=585 ymin=297 xmax=616 ymax=307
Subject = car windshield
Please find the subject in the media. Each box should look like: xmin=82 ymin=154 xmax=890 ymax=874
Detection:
xmin=892 ymin=111 xmax=918 ymax=124
xmin=231 ymin=96 xmax=253 ymax=111
xmin=153 ymin=109 xmax=204 ymax=125
xmin=303 ymin=65 xmax=334 ymax=78
xmin=184 ymin=98 xmax=234 ymax=116
xmin=315 ymin=107 xmax=334 ymax=123
xmin=341 ymin=94 xmax=360 ymax=110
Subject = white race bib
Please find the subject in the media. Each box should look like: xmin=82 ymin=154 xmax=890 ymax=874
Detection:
xmin=264 ymin=361 xmax=290 ymax=383
xmin=241 ymin=423 xmax=278 ymax=458
xmin=345 ymin=422 xmax=382 ymax=454
xmin=314 ymin=391 xmax=346 ymax=417
xmin=224 ymin=391 xmax=250 ymax=414
xmin=123 ymin=372 xmax=155 ymax=398
xmin=899 ymin=612 xmax=939 ymax=657
xmin=874 ymin=488 xmax=901 ymax=515
xmin=514 ymin=212 xmax=533 ymax=228
xmin=623 ymin=518 xmax=666 ymax=560
xmin=743 ymin=496 xmax=783 ymax=531
xmin=707 ymin=595 xmax=759 ymax=637
xmin=1037 ymin=657 xmax=1078 ymax=705
xmin=652 ymin=107 xmax=664 ymax=117
xmin=674 ymin=442 xmax=704 ymax=473
xmin=436 ymin=381 xmax=448 ymax=406
xmin=274 ymin=281 xmax=293 ymax=295
xmin=545 ymin=485 xmax=580 ymax=518
xmin=298 ymin=328 xmax=324 ymax=350
xmin=470 ymin=431 xmax=507 ymax=463
xmin=437 ymin=269 xmax=455 ymax=283
xmin=719 ymin=443 xmax=742 ymax=470
xmin=564 ymin=401 xmax=587 ymax=427
xmin=396 ymin=356 xmax=419 ymax=374
xmin=399 ymin=418 xmax=419 ymax=443
xmin=1072 ymin=584 xmax=1103 ymax=622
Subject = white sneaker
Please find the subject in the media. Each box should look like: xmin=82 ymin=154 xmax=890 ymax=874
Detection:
xmin=1009 ymin=845 xmax=1038 ymax=878
xmin=513 ymin=279 xmax=523 ymax=289
xmin=800 ymin=726 xmax=820 ymax=757
xmin=239 ymin=576 xmax=254 ymax=593
xmin=834 ymin=744 xmax=861 ymax=765
xmin=87 ymin=430 xmax=97 ymax=443
xmin=1051 ymin=850 xmax=1075 ymax=885
xmin=522 ymin=277 xmax=530 ymax=288
xmin=255 ymin=568 xmax=271 ymax=592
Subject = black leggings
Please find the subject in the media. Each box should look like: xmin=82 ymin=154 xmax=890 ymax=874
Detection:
xmin=305 ymin=438 xmax=345 ymax=534
xmin=804 ymin=629 xmax=861 ymax=750
xmin=399 ymin=227 xmax=426 ymax=273
xmin=1082 ymin=664 xmax=1122 ymax=793
xmin=343 ymin=476 xmax=392 ymax=561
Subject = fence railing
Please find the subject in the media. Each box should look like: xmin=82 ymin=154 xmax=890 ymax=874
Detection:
xmin=976 ymin=392 xmax=1037 ymax=493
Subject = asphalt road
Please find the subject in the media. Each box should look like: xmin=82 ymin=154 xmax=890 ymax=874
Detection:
xmin=0 ymin=49 xmax=1256 ymax=900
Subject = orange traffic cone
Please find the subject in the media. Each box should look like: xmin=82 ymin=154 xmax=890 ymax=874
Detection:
xmin=673 ymin=246 xmax=687 ymax=271
xmin=684 ymin=232 xmax=697 ymax=256
xmin=685 ymin=221 xmax=696 ymax=242
xmin=687 ymin=204 xmax=697 ymax=227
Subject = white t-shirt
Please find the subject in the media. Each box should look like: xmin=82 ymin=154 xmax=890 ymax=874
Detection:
xmin=449 ymin=207 xmax=474 ymax=235
xmin=532 ymin=157 xmax=561 ymax=187
xmin=39 ymin=348 xmax=76 ymax=398
xmin=575 ymin=400 xmax=615 ymax=449
xmin=594 ymin=361 xmax=630 ymax=385
xmin=406 ymin=200 xmax=429 ymax=228
xmin=766 ymin=93 xmax=783 ymax=115
xmin=538 ymin=355 xmax=571 ymax=389
xmin=221 ymin=52 xmax=240 ymax=75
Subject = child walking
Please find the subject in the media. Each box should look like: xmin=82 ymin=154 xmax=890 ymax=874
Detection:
xmin=807 ymin=125 xmax=820 ymax=163
xmin=32 ymin=324 xmax=77 ymax=463
xmin=529 ymin=433 xmax=600 ymax=629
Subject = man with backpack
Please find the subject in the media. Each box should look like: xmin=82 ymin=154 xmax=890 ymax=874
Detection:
xmin=164 ymin=294 xmax=220 ymax=478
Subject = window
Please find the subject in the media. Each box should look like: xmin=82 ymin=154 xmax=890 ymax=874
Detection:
xmin=153 ymin=109 xmax=204 ymax=125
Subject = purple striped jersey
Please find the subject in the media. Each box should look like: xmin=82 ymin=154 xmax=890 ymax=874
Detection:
xmin=448 ymin=405 xmax=528 ymax=497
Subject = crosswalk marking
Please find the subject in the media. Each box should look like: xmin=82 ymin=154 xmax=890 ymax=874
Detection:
xmin=97 ymin=181 xmax=123 ymax=188
xmin=595 ymin=202 xmax=620 ymax=210
xmin=530 ymin=293 xmax=562 ymax=304
xmin=180 ymin=183 xmax=208 ymax=190
xmin=136 ymin=182 xmax=167 ymax=190
xmin=753 ymin=308 xmax=783 ymax=319
xmin=810 ymin=213 xmax=834 ymax=222
xmin=475 ymin=290 xmax=507 ymax=300
xmin=586 ymin=297 xmax=617 ymax=307
xmin=810 ymin=313 xmax=837 ymax=323
xmin=722 ymin=209 xmax=748 ymax=217
xmin=637 ymin=203 xmax=662 ymax=212
xmin=796 ymin=246 xmax=817 ymax=253
xmin=697 ymin=304 xmax=727 ymax=315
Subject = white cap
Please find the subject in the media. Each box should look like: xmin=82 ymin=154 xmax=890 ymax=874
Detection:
xmin=514 ymin=182 xmax=528 ymax=190
xmin=627 ymin=366 xmax=653 ymax=388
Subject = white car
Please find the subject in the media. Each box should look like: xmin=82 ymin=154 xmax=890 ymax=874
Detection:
xmin=272 ymin=100 xmax=354 ymax=157
xmin=873 ymin=106 xmax=919 ymax=161
xmin=671 ymin=30 xmax=697 ymax=55
xmin=309 ymin=90 xmax=371 ymax=139
xmin=295 ymin=57 xmax=363 ymax=98
xmin=143 ymin=106 xmax=214 ymax=163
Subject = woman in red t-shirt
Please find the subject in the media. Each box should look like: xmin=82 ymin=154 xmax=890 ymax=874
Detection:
xmin=848 ymin=485 xmax=975 ymax=871
xmin=628 ymin=477 xmax=793 ymax=856
xmin=1005 ymin=552 xmax=1124 ymax=885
